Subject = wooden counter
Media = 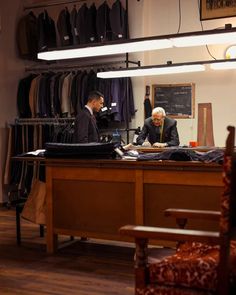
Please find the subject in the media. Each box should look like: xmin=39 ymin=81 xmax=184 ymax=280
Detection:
xmin=45 ymin=158 xmax=223 ymax=253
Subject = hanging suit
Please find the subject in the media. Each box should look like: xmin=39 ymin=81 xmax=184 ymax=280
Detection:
xmin=16 ymin=11 xmax=38 ymax=59
xmin=96 ymin=1 xmax=112 ymax=42
xmin=57 ymin=7 xmax=73 ymax=46
xmin=70 ymin=6 xmax=79 ymax=45
xmin=109 ymin=0 xmax=127 ymax=40
xmin=86 ymin=3 xmax=98 ymax=43
xmin=38 ymin=10 xmax=57 ymax=50
xmin=76 ymin=3 xmax=89 ymax=44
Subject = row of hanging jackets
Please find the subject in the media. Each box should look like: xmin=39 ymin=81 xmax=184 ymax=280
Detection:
xmin=17 ymin=0 xmax=128 ymax=60
xmin=17 ymin=70 xmax=135 ymax=124
xmin=4 ymin=123 xmax=75 ymax=195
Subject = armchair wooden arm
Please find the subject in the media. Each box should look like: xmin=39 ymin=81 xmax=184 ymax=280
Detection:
xmin=119 ymin=225 xmax=220 ymax=245
xmin=164 ymin=208 xmax=221 ymax=228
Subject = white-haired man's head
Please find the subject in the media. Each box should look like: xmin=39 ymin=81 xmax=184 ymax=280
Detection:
xmin=151 ymin=107 xmax=166 ymax=126
xmin=152 ymin=107 xmax=166 ymax=116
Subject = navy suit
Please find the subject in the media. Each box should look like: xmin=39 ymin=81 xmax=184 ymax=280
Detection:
xmin=137 ymin=117 xmax=180 ymax=146
xmin=73 ymin=107 xmax=99 ymax=143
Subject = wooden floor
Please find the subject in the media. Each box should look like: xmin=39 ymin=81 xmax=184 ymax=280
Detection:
xmin=0 ymin=208 xmax=174 ymax=295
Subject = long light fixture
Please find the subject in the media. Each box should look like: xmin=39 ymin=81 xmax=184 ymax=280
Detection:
xmin=38 ymin=26 xmax=236 ymax=61
xmin=210 ymin=60 xmax=236 ymax=70
xmin=97 ymin=58 xmax=236 ymax=78
xmin=97 ymin=62 xmax=206 ymax=78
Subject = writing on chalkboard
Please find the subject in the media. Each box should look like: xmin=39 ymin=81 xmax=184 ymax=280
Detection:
xmin=152 ymin=83 xmax=195 ymax=118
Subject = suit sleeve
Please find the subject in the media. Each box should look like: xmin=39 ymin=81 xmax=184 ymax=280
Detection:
xmin=136 ymin=123 xmax=149 ymax=145
xmin=166 ymin=121 xmax=180 ymax=146
xmin=73 ymin=112 xmax=90 ymax=143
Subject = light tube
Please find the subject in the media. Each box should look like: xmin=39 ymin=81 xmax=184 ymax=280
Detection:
xmin=97 ymin=64 xmax=205 ymax=78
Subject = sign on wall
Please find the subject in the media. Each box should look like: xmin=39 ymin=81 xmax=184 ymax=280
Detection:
xmin=200 ymin=0 xmax=236 ymax=20
xmin=152 ymin=83 xmax=195 ymax=118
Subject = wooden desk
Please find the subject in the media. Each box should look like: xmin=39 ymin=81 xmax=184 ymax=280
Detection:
xmin=45 ymin=158 xmax=223 ymax=253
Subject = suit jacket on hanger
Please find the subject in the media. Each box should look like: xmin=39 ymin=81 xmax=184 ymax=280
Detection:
xmin=109 ymin=0 xmax=126 ymax=40
xmin=70 ymin=6 xmax=79 ymax=45
xmin=16 ymin=11 xmax=38 ymax=59
xmin=57 ymin=8 xmax=73 ymax=46
xmin=38 ymin=10 xmax=57 ymax=50
xmin=86 ymin=3 xmax=97 ymax=43
xmin=96 ymin=1 xmax=112 ymax=42
xmin=76 ymin=3 xmax=89 ymax=44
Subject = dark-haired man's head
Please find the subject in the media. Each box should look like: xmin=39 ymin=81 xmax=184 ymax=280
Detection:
xmin=87 ymin=91 xmax=104 ymax=113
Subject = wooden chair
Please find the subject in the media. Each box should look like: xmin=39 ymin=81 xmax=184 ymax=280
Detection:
xmin=120 ymin=126 xmax=236 ymax=295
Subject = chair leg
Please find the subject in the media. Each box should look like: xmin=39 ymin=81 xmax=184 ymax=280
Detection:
xmin=39 ymin=225 xmax=44 ymax=237
xmin=16 ymin=209 xmax=21 ymax=246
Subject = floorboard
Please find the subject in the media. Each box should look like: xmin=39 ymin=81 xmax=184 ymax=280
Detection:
xmin=0 ymin=208 xmax=174 ymax=295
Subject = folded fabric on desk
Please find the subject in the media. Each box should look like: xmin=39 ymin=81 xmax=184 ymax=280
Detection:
xmin=44 ymin=142 xmax=116 ymax=158
xmin=137 ymin=148 xmax=224 ymax=163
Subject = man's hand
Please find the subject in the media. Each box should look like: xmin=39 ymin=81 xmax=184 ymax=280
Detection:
xmin=153 ymin=142 xmax=167 ymax=148
xmin=142 ymin=141 xmax=151 ymax=147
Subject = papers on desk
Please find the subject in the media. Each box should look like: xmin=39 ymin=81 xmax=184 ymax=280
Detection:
xmin=122 ymin=156 xmax=138 ymax=160
xmin=26 ymin=149 xmax=45 ymax=156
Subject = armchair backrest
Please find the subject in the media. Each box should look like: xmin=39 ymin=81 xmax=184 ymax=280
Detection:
xmin=220 ymin=126 xmax=236 ymax=236
xmin=218 ymin=126 xmax=236 ymax=294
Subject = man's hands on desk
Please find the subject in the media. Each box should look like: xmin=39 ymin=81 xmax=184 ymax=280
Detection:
xmin=142 ymin=141 xmax=167 ymax=148
xmin=122 ymin=142 xmax=168 ymax=151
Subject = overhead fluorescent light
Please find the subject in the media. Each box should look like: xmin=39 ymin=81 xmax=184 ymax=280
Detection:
xmin=97 ymin=63 xmax=205 ymax=79
xmin=38 ymin=26 xmax=236 ymax=61
xmin=210 ymin=60 xmax=236 ymax=70
xmin=38 ymin=39 xmax=172 ymax=61
xmin=97 ymin=58 xmax=236 ymax=78
xmin=172 ymin=31 xmax=236 ymax=47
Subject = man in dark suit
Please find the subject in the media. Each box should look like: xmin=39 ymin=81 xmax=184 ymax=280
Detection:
xmin=73 ymin=91 xmax=104 ymax=143
xmin=137 ymin=107 xmax=180 ymax=147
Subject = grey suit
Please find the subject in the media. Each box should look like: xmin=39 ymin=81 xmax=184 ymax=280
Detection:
xmin=137 ymin=117 xmax=180 ymax=146
xmin=73 ymin=107 xmax=99 ymax=143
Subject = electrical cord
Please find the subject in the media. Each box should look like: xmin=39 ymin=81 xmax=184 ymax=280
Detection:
xmin=177 ymin=0 xmax=181 ymax=33
xmin=198 ymin=0 xmax=217 ymax=60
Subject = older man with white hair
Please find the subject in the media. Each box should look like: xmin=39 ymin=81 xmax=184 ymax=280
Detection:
xmin=136 ymin=107 xmax=180 ymax=147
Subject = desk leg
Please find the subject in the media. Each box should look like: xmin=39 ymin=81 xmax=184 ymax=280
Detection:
xmin=135 ymin=170 xmax=144 ymax=225
xmin=47 ymin=232 xmax=58 ymax=254
xmin=46 ymin=166 xmax=57 ymax=254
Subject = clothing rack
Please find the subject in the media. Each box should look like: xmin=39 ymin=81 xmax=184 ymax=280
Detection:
xmin=15 ymin=118 xmax=75 ymax=125
xmin=23 ymin=0 xmax=86 ymax=11
xmin=21 ymin=0 xmax=139 ymax=143
xmin=15 ymin=118 xmax=137 ymax=132
xmin=25 ymin=60 xmax=140 ymax=73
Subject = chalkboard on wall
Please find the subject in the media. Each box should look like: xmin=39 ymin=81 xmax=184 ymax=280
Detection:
xmin=152 ymin=83 xmax=195 ymax=118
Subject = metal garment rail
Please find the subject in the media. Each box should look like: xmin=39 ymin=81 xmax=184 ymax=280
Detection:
xmin=23 ymin=0 xmax=86 ymax=10
xmin=14 ymin=119 xmax=137 ymax=133
xmin=25 ymin=59 xmax=140 ymax=72
xmin=15 ymin=118 xmax=75 ymax=125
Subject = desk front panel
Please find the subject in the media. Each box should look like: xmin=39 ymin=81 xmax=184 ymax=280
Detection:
xmin=46 ymin=160 xmax=222 ymax=252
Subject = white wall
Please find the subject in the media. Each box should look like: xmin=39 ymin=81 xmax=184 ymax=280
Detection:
xmin=129 ymin=0 xmax=236 ymax=146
